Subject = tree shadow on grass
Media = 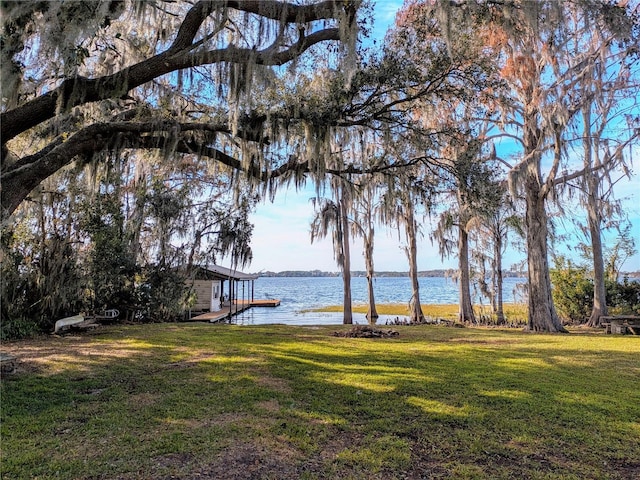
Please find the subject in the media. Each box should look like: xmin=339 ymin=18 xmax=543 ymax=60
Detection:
xmin=1 ymin=324 xmax=638 ymax=479
xmin=253 ymin=330 xmax=639 ymax=479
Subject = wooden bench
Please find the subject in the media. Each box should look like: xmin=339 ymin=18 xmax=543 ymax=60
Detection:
xmin=601 ymin=316 xmax=640 ymax=335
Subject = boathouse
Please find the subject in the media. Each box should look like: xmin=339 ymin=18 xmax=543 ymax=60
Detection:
xmin=188 ymin=265 xmax=259 ymax=314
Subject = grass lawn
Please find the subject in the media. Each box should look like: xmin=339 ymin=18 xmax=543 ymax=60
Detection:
xmin=1 ymin=322 xmax=638 ymax=479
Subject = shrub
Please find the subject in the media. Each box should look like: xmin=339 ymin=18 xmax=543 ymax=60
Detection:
xmin=551 ymin=257 xmax=640 ymax=322
xmin=607 ymin=277 xmax=640 ymax=315
xmin=550 ymin=258 xmax=593 ymax=323
xmin=137 ymin=265 xmax=190 ymax=322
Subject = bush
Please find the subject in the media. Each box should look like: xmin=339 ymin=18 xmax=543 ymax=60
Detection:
xmin=607 ymin=277 xmax=640 ymax=315
xmin=1 ymin=228 xmax=85 ymax=338
xmin=550 ymin=258 xmax=593 ymax=323
xmin=551 ymin=257 xmax=640 ymax=322
xmin=137 ymin=265 xmax=190 ymax=322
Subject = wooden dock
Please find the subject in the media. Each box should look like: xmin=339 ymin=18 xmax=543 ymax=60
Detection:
xmin=190 ymin=299 xmax=279 ymax=323
xmin=250 ymin=299 xmax=280 ymax=307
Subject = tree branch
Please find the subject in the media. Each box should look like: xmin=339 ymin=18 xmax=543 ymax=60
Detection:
xmin=1 ymin=0 xmax=350 ymax=143
xmin=0 ymin=120 xmax=266 ymax=216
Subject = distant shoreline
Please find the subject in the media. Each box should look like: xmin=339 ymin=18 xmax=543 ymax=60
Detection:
xmin=256 ymin=269 xmax=527 ymax=278
xmin=256 ymin=269 xmax=640 ymax=279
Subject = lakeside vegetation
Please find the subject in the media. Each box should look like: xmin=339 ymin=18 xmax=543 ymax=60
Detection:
xmin=2 ymin=323 xmax=638 ymax=480
xmin=307 ymin=303 xmax=529 ymax=325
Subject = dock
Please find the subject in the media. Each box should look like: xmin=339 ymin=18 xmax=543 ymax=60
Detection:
xmin=249 ymin=299 xmax=280 ymax=307
xmin=190 ymin=299 xmax=280 ymax=323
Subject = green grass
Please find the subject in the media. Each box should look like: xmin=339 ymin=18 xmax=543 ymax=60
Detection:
xmin=307 ymin=302 xmax=529 ymax=323
xmin=1 ymin=323 xmax=638 ymax=479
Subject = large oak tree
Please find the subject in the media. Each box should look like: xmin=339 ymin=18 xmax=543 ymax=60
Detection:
xmin=1 ymin=0 xmax=360 ymax=218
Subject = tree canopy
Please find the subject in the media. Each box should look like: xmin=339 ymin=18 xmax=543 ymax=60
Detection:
xmin=1 ymin=0 xmax=361 ymax=217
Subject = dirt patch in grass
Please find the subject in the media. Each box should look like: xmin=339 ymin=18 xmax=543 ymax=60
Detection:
xmin=128 ymin=392 xmax=160 ymax=407
xmin=165 ymin=360 xmax=201 ymax=370
xmin=1 ymin=333 xmax=152 ymax=376
xmin=192 ymin=441 xmax=301 ymax=480
xmin=606 ymin=459 xmax=640 ymax=479
xmin=255 ymin=374 xmax=291 ymax=393
xmin=151 ymin=452 xmax=196 ymax=472
xmin=209 ymin=412 xmax=252 ymax=427
xmin=164 ymin=412 xmax=253 ymax=431
xmin=256 ymin=399 xmax=281 ymax=412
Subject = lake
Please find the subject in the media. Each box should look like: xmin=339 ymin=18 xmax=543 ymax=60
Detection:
xmin=230 ymin=276 xmax=527 ymax=326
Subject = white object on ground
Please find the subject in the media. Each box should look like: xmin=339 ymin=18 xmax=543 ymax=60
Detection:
xmin=54 ymin=314 xmax=85 ymax=333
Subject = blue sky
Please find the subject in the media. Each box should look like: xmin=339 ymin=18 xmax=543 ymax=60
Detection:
xmin=243 ymin=1 xmax=640 ymax=274
xmin=248 ymin=184 xmax=470 ymax=272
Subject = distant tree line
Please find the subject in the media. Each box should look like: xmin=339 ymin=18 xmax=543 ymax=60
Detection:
xmin=258 ymin=270 xmax=528 ymax=278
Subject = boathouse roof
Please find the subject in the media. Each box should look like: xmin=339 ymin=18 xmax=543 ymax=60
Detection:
xmin=193 ymin=265 xmax=259 ymax=282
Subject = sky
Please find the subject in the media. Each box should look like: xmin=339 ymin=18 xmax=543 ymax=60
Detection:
xmin=246 ymin=176 xmax=640 ymax=273
xmin=248 ymin=185 xmax=471 ymax=273
xmin=243 ymin=1 xmax=640 ymax=274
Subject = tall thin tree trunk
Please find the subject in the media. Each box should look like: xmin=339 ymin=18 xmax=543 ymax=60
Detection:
xmin=458 ymin=223 xmax=476 ymax=324
xmin=405 ymin=201 xmax=425 ymax=324
xmin=586 ymin=189 xmax=607 ymax=327
xmin=340 ymin=193 xmax=353 ymax=325
xmin=364 ymin=236 xmax=378 ymax=323
xmin=363 ymin=186 xmax=378 ymax=323
xmin=494 ymin=230 xmax=505 ymax=325
xmin=524 ymin=169 xmax=567 ymax=333
xmin=583 ymin=108 xmax=608 ymax=327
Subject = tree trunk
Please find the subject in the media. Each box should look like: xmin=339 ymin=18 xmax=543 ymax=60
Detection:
xmin=362 ymin=185 xmax=378 ymax=323
xmin=494 ymin=231 xmax=505 ymax=325
xmin=582 ymin=108 xmax=608 ymax=328
xmin=524 ymin=170 xmax=567 ymax=333
xmin=340 ymin=195 xmax=353 ymax=325
xmin=458 ymin=223 xmax=476 ymax=324
xmin=586 ymin=185 xmax=608 ymax=327
xmin=364 ymin=236 xmax=378 ymax=324
xmin=405 ymin=202 xmax=425 ymax=323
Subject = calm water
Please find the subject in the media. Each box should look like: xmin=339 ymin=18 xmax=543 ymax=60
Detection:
xmin=230 ymin=276 xmax=527 ymax=326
